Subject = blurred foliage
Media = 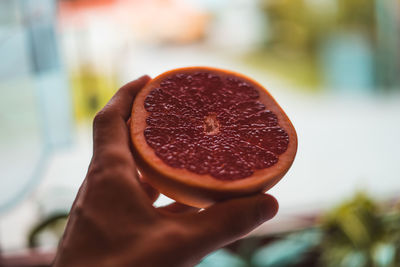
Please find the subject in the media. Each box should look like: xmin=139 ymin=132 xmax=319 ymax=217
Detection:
xmin=336 ymin=0 xmax=375 ymax=31
xmin=250 ymin=229 xmax=322 ymax=267
xmin=241 ymin=50 xmax=321 ymax=90
xmin=261 ymin=0 xmax=331 ymax=54
xmin=197 ymin=249 xmax=247 ymax=267
xmin=319 ymin=193 xmax=400 ymax=267
xmin=249 ymin=0 xmax=383 ymax=89
xmin=260 ymin=0 xmax=376 ymax=55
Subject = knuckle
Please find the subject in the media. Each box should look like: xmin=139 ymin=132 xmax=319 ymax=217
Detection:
xmin=69 ymin=201 xmax=93 ymax=229
xmin=87 ymin=167 xmax=125 ymax=192
xmin=87 ymin=167 xmax=114 ymax=188
xmin=93 ymin=108 xmax=116 ymax=128
xmin=87 ymin=155 xmax=133 ymax=187
xmin=71 ymin=201 xmax=85 ymax=217
xmin=94 ymin=147 xmax=133 ymax=168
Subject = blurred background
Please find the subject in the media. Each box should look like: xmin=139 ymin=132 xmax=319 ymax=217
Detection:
xmin=1 ymin=0 xmax=400 ymax=266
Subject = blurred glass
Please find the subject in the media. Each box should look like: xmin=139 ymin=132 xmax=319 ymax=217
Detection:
xmin=0 ymin=0 xmax=72 ymax=212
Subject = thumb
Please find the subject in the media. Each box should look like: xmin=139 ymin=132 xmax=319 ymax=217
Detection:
xmin=190 ymin=194 xmax=278 ymax=251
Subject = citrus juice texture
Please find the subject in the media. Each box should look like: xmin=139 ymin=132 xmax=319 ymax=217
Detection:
xmin=143 ymin=71 xmax=289 ymax=180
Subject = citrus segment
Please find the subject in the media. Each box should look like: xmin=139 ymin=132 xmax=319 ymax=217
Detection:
xmin=143 ymin=72 xmax=289 ymax=180
xmin=130 ymin=67 xmax=297 ymax=207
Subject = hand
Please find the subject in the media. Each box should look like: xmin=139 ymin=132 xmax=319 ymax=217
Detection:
xmin=53 ymin=76 xmax=279 ymax=267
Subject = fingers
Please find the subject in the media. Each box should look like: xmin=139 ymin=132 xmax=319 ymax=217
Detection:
xmin=189 ymin=194 xmax=278 ymax=250
xmin=140 ymin=182 xmax=160 ymax=203
xmin=93 ymin=75 xmax=150 ymax=153
xmin=135 ymin=171 xmax=160 ymax=203
xmin=157 ymin=202 xmax=200 ymax=214
xmin=98 ymin=75 xmax=151 ymax=120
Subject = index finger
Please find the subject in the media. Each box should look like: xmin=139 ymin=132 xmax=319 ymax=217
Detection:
xmin=92 ymin=75 xmax=151 ymax=152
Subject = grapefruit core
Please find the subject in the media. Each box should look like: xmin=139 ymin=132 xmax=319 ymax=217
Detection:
xmin=130 ymin=67 xmax=297 ymax=207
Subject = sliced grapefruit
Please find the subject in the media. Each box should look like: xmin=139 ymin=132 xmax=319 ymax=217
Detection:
xmin=130 ymin=67 xmax=297 ymax=207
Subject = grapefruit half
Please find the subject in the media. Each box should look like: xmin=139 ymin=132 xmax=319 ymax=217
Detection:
xmin=130 ymin=67 xmax=297 ymax=207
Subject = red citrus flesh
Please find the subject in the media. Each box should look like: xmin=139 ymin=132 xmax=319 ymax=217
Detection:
xmin=131 ymin=67 xmax=297 ymax=207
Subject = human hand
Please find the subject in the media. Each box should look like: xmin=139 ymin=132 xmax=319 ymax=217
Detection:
xmin=53 ymin=76 xmax=279 ymax=267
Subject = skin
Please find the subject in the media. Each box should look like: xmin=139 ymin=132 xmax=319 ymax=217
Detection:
xmin=53 ymin=75 xmax=279 ymax=267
